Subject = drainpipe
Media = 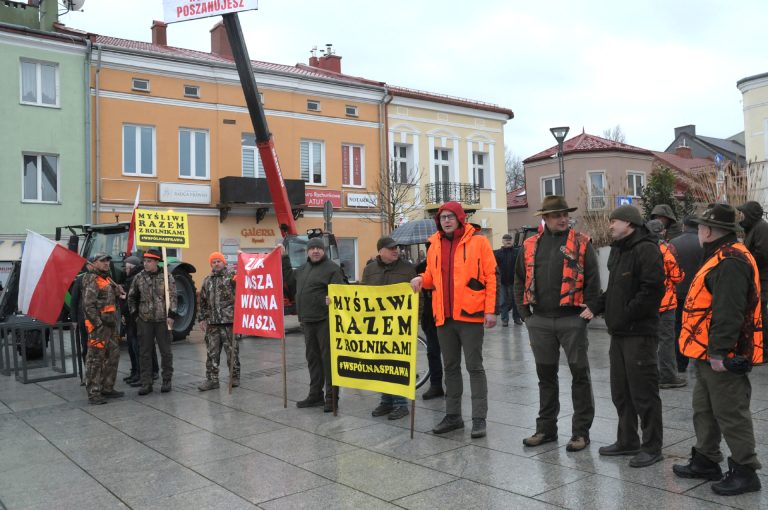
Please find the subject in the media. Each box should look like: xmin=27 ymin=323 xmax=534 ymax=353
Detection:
xmin=94 ymin=44 xmax=102 ymax=223
xmin=380 ymin=91 xmax=393 ymax=236
xmin=84 ymin=38 xmax=92 ymax=223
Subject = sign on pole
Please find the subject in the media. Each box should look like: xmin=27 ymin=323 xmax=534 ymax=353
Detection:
xmin=233 ymin=249 xmax=283 ymax=337
xmin=134 ymin=209 xmax=189 ymax=248
xmin=328 ymin=283 xmax=419 ymax=400
xmin=163 ymin=0 xmax=259 ymax=24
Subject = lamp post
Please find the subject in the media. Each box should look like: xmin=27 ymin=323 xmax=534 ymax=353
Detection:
xmin=550 ymin=126 xmax=570 ymax=195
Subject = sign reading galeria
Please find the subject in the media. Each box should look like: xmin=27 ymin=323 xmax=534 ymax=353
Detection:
xmin=134 ymin=209 xmax=189 ymax=248
xmin=328 ymin=283 xmax=418 ymax=400
xmin=234 ymin=248 xmax=283 ymax=338
xmin=163 ymin=0 xmax=259 ymax=24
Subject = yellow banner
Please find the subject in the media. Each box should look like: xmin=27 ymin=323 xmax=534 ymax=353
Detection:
xmin=135 ymin=209 xmax=189 ymax=248
xmin=329 ymin=283 xmax=418 ymax=400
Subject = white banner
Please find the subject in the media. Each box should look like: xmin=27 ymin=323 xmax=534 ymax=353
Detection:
xmin=163 ymin=0 xmax=258 ymax=24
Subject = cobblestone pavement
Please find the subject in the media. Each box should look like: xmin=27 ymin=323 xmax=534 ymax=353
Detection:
xmin=1 ymin=320 xmax=767 ymax=509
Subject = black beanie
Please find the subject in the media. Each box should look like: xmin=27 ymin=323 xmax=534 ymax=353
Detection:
xmin=609 ymin=205 xmax=644 ymax=226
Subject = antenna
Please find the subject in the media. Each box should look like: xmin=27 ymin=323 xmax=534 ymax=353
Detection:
xmin=67 ymin=0 xmax=86 ymax=11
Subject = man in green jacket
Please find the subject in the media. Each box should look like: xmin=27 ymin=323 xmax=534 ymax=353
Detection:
xmin=364 ymin=236 xmax=420 ymax=420
xmin=283 ymin=237 xmax=346 ymax=412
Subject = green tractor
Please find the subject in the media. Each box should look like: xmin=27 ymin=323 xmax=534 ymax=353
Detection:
xmin=55 ymin=222 xmax=198 ymax=341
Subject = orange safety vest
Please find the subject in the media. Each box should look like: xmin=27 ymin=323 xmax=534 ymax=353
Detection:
xmin=679 ymin=242 xmax=763 ymax=363
xmin=659 ymin=242 xmax=684 ymax=313
xmin=523 ymin=228 xmax=589 ymax=307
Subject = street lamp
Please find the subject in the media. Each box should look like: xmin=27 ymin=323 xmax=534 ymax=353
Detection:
xmin=550 ymin=126 xmax=570 ymax=195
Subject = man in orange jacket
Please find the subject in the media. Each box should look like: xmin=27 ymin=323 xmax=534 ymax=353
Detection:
xmin=411 ymin=201 xmax=497 ymax=439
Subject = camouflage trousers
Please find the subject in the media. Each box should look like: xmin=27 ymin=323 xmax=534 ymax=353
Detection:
xmin=205 ymin=324 xmax=240 ymax=381
xmin=85 ymin=325 xmax=120 ymax=400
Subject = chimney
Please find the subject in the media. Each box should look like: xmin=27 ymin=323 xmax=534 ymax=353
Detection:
xmin=674 ymin=144 xmax=693 ymax=159
xmin=318 ymin=54 xmax=342 ymax=73
xmin=674 ymin=124 xmax=696 ymax=139
xmin=210 ymin=21 xmax=233 ymax=59
xmin=151 ymin=20 xmax=167 ymax=46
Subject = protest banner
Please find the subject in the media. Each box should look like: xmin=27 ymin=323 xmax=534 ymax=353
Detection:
xmin=163 ymin=0 xmax=259 ymax=24
xmin=134 ymin=209 xmax=189 ymax=248
xmin=234 ymin=249 xmax=283 ymax=338
xmin=329 ymin=282 xmax=418 ymax=400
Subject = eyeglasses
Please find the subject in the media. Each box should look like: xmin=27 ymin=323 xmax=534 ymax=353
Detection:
xmin=439 ymin=214 xmax=457 ymax=221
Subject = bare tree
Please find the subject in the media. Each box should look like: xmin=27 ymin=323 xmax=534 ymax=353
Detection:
xmin=602 ymin=124 xmax=627 ymax=143
xmin=359 ymin=162 xmax=426 ymax=233
xmin=505 ymin=147 xmax=525 ymax=191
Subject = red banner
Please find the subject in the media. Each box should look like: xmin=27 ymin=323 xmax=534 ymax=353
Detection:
xmin=234 ymin=248 xmax=284 ymax=338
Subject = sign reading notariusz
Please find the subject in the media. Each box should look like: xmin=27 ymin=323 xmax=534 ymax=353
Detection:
xmin=329 ymin=283 xmax=418 ymax=400
xmin=163 ymin=0 xmax=258 ymax=24
xmin=135 ymin=209 xmax=189 ymax=248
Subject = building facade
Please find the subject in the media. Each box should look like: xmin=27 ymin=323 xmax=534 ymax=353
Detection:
xmin=0 ymin=23 xmax=88 ymax=260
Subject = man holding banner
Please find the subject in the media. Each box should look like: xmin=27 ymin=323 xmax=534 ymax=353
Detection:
xmin=363 ymin=236 xmax=421 ymax=421
xmin=411 ymin=202 xmax=497 ymax=439
xmin=128 ymin=249 xmax=177 ymax=395
xmin=283 ymin=238 xmax=346 ymax=412
xmin=198 ymin=251 xmax=239 ymax=391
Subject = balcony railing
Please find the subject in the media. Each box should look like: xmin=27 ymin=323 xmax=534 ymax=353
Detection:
xmin=588 ymin=195 xmax=607 ymax=210
xmin=424 ymin=182 xmax=481 ymax=206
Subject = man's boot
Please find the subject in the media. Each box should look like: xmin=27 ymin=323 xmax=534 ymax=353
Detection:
xmin=672 ymin=447 xmax=723 ymax=480
xmin=138 ymin=385 xmax=153 ymax=395
xmin=711 ymin=458 xmax=762 ymax=496
xmin=422 ymin=386 xmax=444 ymax=400
xmin=161 ymin=380 xmax=172 ymax=393
xmin=296 ymin=394 xmax=324 ymax=408
xmin=198 ymin=379 xmax=219 ymax=391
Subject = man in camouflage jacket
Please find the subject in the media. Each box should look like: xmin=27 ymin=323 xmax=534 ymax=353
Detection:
xmin=83 ymin=253 xmax=125 ymax=404
xmin=128 ymin=249 xmax=177 ymax=394
xmin=198 ymin=251 xmax=239 ymax=390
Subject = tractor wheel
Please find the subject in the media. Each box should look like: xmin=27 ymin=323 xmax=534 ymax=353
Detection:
xmin=172 ymin=270 xmax=196 ymax=341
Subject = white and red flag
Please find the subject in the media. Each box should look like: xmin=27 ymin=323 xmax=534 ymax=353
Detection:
xmin=234 ymin=248 xmax=283 ymax=338
xmin=126 ymin=186 xmax=140 ymax=255
xmin=18 ymin=231 xmax=86 ymax=325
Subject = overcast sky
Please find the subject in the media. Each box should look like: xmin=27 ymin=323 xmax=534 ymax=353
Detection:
xmin=61 ymin=0 xmax=768 ymax=160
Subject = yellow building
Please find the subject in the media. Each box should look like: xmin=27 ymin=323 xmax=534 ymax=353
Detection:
xmin=79 ymin=22 xmax=386 ymax=282
xmin=386 ymin=87 xmax=514 ymax=246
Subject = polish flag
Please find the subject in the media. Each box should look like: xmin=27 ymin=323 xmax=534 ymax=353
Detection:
xmin=126 ymin=186 xmax=140 ymax=255
xmin=18 ymin=231 xmax=86 ymax=325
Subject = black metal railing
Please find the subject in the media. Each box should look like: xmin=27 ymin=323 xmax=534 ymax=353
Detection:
xmin=424 ymin=182 xmax=481 ymax=205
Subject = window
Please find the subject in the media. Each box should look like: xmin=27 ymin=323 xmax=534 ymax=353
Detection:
xmin=132 ymin=78 xmax=150 ymax=92
xmin=341 ymin=144 xmax=364 ymax=187
xmin=393 ymin=144 xmax=411 ymax=183
xmin=588 ymin=171 xmax=606 ymax=210
xmin=122 ymin=124 xmax=156 ymax=176
xmin=542 ymin=176 xmax=562 ymax=197
xmin=22 ymin=154 xmax=58 ymax=203
xmin=434 ymin=148 xmax=451 ymax=183
xmin=179 ymin=128 xmax=209 ymax=179
xmin=472 ymin=152 xmax=487 ymax=188
xmin=628 ymin=172 xmax=644 ymax=197
xmin=345 ymin=105 xmax=358 ymax=117
xmin=300 ymin=140 xmax=325 ymax=184
xmin=337 ymin=238 xmax=358 ymax=282
xmin=307 ymin=100 xmax=321 ymax=112
xmin=183 ymin=85 xmax=200 ymax=98
xmin=241 ymin=133 xmax=265 ymax=178
xmin=20 ymin=59 xmax=58 ymax=107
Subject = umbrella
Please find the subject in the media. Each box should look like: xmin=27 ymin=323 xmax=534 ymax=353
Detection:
xmin=391 ymin=219 xmax=437 ymax=246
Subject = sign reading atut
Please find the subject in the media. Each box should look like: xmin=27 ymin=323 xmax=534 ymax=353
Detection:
xmin=135 ymin=209 xmax=189 ymax=248
xmin=163 ymin=0 xmax=258 ymax=24
xmin=305 ymin=189 xmax=341 ymax=208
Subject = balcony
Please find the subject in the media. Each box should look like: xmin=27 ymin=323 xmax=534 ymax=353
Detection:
xmin=217 ymin=176 xmax=305 ymax=222
xmin=424 ymin=182 xmax=480 ymax=211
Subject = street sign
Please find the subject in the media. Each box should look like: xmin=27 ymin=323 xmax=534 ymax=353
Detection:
xmin=323 ymin=200 xmax=333 ymax=233
xmin=616 ymin=195 xmax=633 ymax=206
xmin=163 ymin=0 xmax=258 ymax=24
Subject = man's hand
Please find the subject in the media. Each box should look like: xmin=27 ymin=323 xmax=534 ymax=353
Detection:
xmin=166 ymin=318 xmax=175 ymax=330
xmin=325 ymin=296 xmax=330 ymax=306
xmin=199 ymin=320 xmax=207 ymax=333
xmin=410 ymin=276 xmax=423 ymax=293
xmin=484 ymin=313 xmax=497 ymax=328
xmin=710 ymin=358 xmax=727 ymax=372
xmin=579 ymin=305 xmax=594 ymax=320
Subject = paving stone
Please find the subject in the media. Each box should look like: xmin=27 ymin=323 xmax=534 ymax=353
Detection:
xmin=394 ymin=478 xmax=560 ymax=509
xmin=260 ymin=483 xmax=399 ymax=510
xmin=238 ymin=426 xmax=359 ymax=465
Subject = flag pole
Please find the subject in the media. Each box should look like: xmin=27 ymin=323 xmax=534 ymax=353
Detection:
xmin=161 ymin=247 xmax=171 ymax=331
xmin=410 ymin=399 xmax=415 ymax=439
xmin=282 ymin=333 xmax=287 ymax=408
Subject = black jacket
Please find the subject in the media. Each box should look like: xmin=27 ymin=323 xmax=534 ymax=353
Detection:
xmin=742 ymin=218 xmax=768 ymax=301
xmin=669 ymin=228 xmax=703 ymax=300
xmin=494 ymin=246 xmax=519 ymax=286
xmin=596 ymin=226 xmax=665 ymax=336
xmin=362 ymin=256 xmax=422 ymax=317
xmin=283 ymin=254 xmax=345 ymax=323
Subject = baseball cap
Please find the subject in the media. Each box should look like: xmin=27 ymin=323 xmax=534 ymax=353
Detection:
xmin=88 ymin=252 xmax=112 ymax=263
xmin=377 ymin=236 xmax=398 ymax=251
